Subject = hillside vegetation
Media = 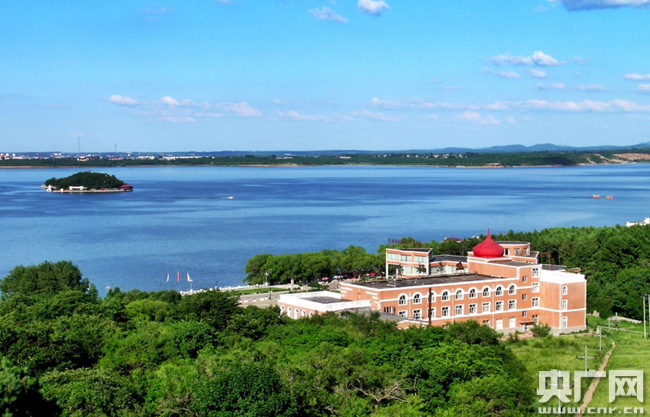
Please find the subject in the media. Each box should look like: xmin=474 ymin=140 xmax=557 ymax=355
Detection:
xmin=0 ymin=261 xmax=534 ymax=416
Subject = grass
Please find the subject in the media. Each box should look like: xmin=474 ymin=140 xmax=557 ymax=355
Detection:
xmin=586 ymin=318 xmax=650 ymax=414
xmin=226 ymin=287 xmax=286 ymax=295
xmin=509 ymin=327 xmax=607 ymax=410
xmin=508 ymin=316 xmax=650 ymax=413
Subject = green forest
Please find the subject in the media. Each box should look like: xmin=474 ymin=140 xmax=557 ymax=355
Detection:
xmin=245 ymin=224 xmax=650 ymax=320
xmin=0 ymin=261 xmax=534 ymax=416
xmin=44 ymin=172 xmax=125 ymax=190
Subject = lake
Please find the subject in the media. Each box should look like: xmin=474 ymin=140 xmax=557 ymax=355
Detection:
xmin=1 ymin=164 xmax=648 ymax=293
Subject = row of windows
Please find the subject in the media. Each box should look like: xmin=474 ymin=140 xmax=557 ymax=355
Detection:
xmin=394 ymin=299 xmax=531 ymax=318
xmin=280 ymin=306 xmax=315 ymax=319
xmin=396 ymin=284 xmax=545 ymax=305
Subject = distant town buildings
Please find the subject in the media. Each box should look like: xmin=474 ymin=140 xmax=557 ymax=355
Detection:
xmin=278 ymin=231 xmax=587 ymax=334
xmin=626 ymin=218 xmax=650 ymax=227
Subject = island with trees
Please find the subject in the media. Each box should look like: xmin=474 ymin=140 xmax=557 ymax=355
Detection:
xmin=43 ymin=172 xmax=133 ymax=193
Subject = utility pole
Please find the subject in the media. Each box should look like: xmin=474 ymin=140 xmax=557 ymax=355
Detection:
xmin=598 ymin=326 xmax=602 ymax=351
xmin=643 ymin=295 xmax=648 ymax=339
xmin=577 ymin=346 xmax=595 ymax=373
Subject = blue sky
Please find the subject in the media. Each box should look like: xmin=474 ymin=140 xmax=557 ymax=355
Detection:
xmin=1 ymin=0 xmax=650 ymax=152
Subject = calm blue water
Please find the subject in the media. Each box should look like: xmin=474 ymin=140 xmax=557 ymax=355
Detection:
xmin=1 ymin=165 xmax=649 ymax=293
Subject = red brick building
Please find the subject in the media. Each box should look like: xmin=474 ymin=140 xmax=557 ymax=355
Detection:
xmin=278 ymin=231 xmax=587 ymax=334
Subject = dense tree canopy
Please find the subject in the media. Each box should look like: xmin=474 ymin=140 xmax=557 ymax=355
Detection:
xmin=44 ymin=172 xmax=125 ymax=190
xmin=0 ymin=261 xmax=535 ymax=416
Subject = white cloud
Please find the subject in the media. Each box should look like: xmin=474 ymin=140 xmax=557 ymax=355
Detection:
xmin=485 ymin=101 xmax=511 ymax=110
xmin=551 ymin=82 xmax=567 ymax=90
xmin=485 ymin=69 xmax=522 ymax=79
xmin=455 ymin=111 xmax=501 ymax=125
xmin=276 ymin=110 xmax=352 ymax=122
xmin=272 ymin=99 xmax=291 ymax=105
xmin=533 ymin=5 xmax=548 ymax=11
xmin=550 ymin=0 xmax=650 ymax=10
xmin=352 ymin=109 xmax=399 ymax=122
xmin=639 ymin=84 xmax=650 ymax=94
xmin=525 ymin=99 xmax=650 ymax=112
xmin=425 ymin=114 xmax=439 ymax=121
xmin=490 ymin=51 xmax=563 ymax=67
xmin=310 ymin=7 xmax=348 ymax=22
xmin=357 ymin=0 xmax=389 ymax=16
xmin=371 ymin=97 xmax=466 ymax=110
xmin=215 ymin=0 xmax=231 ymax=4
xmin=144 ymin=6 xmax=168 ymax=14
xmin=108 ymin=95 xmax=138 ymax=106
xmin=573 ymin=56 xmax=588 ymax=65
xmin=624 ymin=73 xmax=650 ymax=80
xmin=161 ymin=96 xmax=180 ymax=106
xmin=527 ymin=69 xmax=548 ymax=78
xmin=504 ymin=116 xmax=517 ymax=124
xmin=217 ymin=102 xmax=262 ymax=117
xmin=576 ymin=84 xmax=607 ymax=91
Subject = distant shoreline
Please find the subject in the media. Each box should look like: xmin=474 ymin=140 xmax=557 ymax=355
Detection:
xmin=0 ymin=162 xmax=639 ymax=170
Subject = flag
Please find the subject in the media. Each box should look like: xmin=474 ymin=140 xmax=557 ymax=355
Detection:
xmin=166 ymin=274 xmax=170 ymax=283
xmin=187 ymin=272 xmax=193 ymax=283
xmin=177 ymin=271 xmax=180 ymax=283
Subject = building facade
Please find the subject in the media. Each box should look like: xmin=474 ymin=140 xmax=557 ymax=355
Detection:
xmin=279 ymin=231 xmax=587 ymax=334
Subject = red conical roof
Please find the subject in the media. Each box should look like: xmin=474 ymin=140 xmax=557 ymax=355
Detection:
xmin=473 ymin=229 xmax=504 ymax=258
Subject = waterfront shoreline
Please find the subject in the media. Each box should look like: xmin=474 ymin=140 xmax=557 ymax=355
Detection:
xmin=0 ymin=161 xmax=641 ymax=170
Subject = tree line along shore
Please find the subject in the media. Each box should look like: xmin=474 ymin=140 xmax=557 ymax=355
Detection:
xmin=2 ymin=223 xmax=650 ymax=416
xmin=2 ymin=148 xmax=650 ymax=169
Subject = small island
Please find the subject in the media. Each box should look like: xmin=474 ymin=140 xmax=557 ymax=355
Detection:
xmin=43 ymin=172 xmax=133 ymax=193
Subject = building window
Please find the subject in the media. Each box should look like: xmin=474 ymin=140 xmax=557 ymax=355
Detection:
xmin=387 ymin=253 xmax=400 ymax=261
xmin=495 ymin=286 xmax=503 ymax=296
xmin=455 ymin=290 xmax=463 ymax=300
xmin=469 ymin=304 xmax=477 ymax=314
xmin=415 ymin=255 xmax=427 ymax=263
xmin=496 ymin=319 xmax=503 ymax=330
xmin=522 ymin=310 xmax=527 ymax=317
xmin=508 ymin=300 xmax=516 ymax=310
xmin=469 ymin=288 xmax=477 ymax=299
xmin=532 ymin=297 xmax=540 ymax=307
xmin=280 ymin=306 xmax=285 ymax=314
xmin=413 ymin=293 xmax=422 ymax=304
xmin=429 ymin=292 xmax=436 ymax=302
xmin=309 ymin=312 xmax=314 ymax=318
xmin=562 ymin=286 xmax=568 ymax=295
xmin=495 ymin=301 xmax=503 ymax=311
xmin=509 ymin=317 xmax=516 ymax=328
xmin=430 ymin=307 xmax=436 ymax=318
xmin=413 ymin=309 xmax=422 ymax=320
xmin=561 ymin=316 xmax=568 ymax=328
xmin=455 ymin=305 xmax=463 ymax=316
xmin=400 ymin=255 xmax=410 ymax=262
xmin=522 ymin=293 xmax=527 ymax=301
xmin=561 ymin=300 xmax=568 ymax=311
xmin=398 ymin=311 xmax=407 ymax=317
xmin=508 ymin=285 xmax=516 ymax=295
xmin=532 ymin=282 xmax=540 ymax=293
xmin=515 ymin=248 xmax=521 ymax=256
xmin=482 ymin=302 xmax=491 ymax=313
xmin=302 ymin=310 xmax=306 ymax=318
xmin=383 ymin=306 xmax=393 ymax=314
xmin=287 ymin=307 xmax=292 ymax=316
xmin=398 ymin=295 xmax=407 ymax=305
xmin=533 ymin=314 xmax=539 ymax=325
xmin=483 ymin=320 xmax=490 ymax=326
xmin=441 ymin=291 xmax=450 ymax=301
xmin=482 ymin=287 xmax=490 ymax=297
xmin=504 ymin=248 xmax=510 ymax=256
xmin=441 ymin=307 xmax=449 ymax=317
xmin=533 ymin=268 xmax=540 ymax=278
xmin=522 ymin=275 xmax=528 ymax=283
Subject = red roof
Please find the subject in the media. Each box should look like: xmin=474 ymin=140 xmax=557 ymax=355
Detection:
xmin=472 ymin=229 xmax=504 ymax=258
